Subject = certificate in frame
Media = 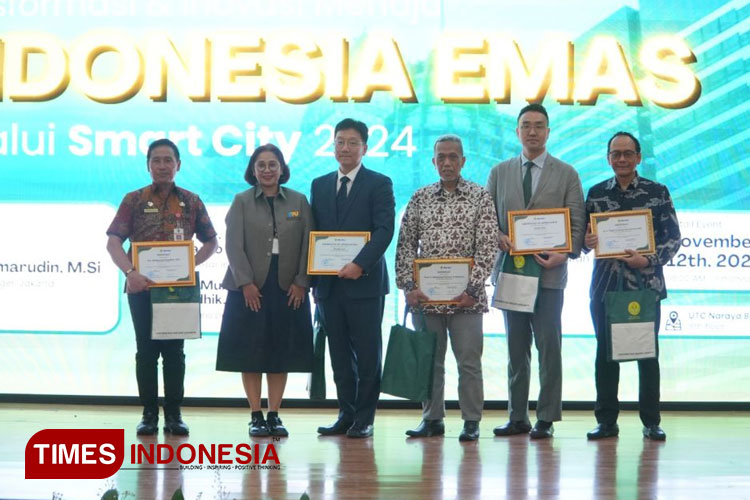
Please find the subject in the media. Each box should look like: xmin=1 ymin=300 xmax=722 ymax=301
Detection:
xmin=414 ymin=258 xmax=474 ymax=304
xmin=590 ymin=209 xmax=656 ymax=258
xmin=508 ymin=208 xmax=572 ymax=255
xmin=132 ymin=240 xmax=196 ymax=287
xmin=307 ymin=231 xmax=371 ymax=275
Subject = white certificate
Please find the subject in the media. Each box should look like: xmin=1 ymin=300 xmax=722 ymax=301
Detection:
xmin=414 ymin=258 xmax=473 ymax=304
xmin=508 ymin=208 xmax=572 ymax=255
xmin=591 ymin=210 xmax=656 ymax=258
xmin=132 ymin=240 xmax=196 ymax=287
xmin=307 ymin=231 xmax=371 ymax=275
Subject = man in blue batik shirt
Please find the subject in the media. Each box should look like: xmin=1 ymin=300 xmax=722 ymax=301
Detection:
xmin=583 ymin=131 xmax=681 ymax=442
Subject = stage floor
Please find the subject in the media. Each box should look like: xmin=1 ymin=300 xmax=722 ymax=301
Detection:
xmin=1 ymin=404 xmax=749 ymax=499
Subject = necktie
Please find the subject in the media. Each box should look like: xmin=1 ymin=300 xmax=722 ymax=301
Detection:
xmin=523 ymin=161 xmax=533 ymax=206
xmin=336 ymin=176 xmax=350 ymax=219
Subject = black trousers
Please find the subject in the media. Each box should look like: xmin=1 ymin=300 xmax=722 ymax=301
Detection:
xmin=128 ymin=291 xmax=185 ymax=416
xmin=318 ymin=284 xmax=384 ymax=426
xmin=591 ymin=298 xmax=661 ymax=427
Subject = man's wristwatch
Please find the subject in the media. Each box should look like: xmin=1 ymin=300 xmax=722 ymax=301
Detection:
xmin=125 ymin=267 xmax=135 ymax=276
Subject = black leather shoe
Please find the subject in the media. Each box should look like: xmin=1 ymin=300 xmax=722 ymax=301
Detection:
xmin=587 ymin=423 xmax=619 ymax=440
xmin=249 ymin=411 xmax=270 ymax=437
xmin=164 ymin=413 xmax=189 ymax=436
xmin=136 ymin=413 xmax=158 ymax=436
xmin=459 ymin=420 xmax=480 ymax=441
xmin=317 ymin=419 xmax=354 ymax=436
xmin=643 ymin=425 xmax=666 ymax=441
xmin=493 ymin=420 xmax=531 ymax=436
xmin=530 ymin=420 xmax=554 ymax=439
xmin=266 ymin=412 xmax=289 ymax=437
xmin=406 ymin=419 xmax=445 ymax=437
xmin=346 ymin=423 xmax=374 ymax=438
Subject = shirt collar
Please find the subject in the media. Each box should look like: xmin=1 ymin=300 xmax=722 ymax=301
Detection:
xmin=432 ymin=176 xmax=467 ymax=195
xmin=606 ymin=172 xmax=640 ymax=191
xmin=520 ymin=151 xmax=548 ymax=170
xmin=150 ymin=182 xmax=177 ymax=196
xmin=254 ymin=186 xmax=287 ymax=199
xmin=338 ymin=163 xmax=362 ymax=184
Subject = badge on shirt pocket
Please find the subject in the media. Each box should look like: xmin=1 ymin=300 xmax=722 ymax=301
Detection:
xmin=286 ymin=210 xmax=300 ymax=220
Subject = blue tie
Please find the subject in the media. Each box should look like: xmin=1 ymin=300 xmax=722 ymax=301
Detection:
xmin=337 ymin=176 xmax=350 ymax=220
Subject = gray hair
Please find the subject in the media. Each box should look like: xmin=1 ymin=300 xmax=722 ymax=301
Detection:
xmin=433 ymin=134 xmax=463 ymax=155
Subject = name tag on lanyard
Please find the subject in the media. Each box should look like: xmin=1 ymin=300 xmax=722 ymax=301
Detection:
xmin=174 ymin=212 xmax=185 ymax=241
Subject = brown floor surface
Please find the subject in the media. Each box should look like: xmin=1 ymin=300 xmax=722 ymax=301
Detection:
xmin=2 ymin=404 xmax=749 ymax=499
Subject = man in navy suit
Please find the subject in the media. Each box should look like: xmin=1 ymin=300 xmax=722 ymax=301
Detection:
xmin=310 ymin=118 xmax=395 ymax=438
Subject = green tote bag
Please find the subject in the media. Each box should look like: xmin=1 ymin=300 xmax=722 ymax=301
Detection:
xmin=604 ymin=268 xmax=658 ymax=362
xmin=381 ymin=310 xmax=438 ymax=402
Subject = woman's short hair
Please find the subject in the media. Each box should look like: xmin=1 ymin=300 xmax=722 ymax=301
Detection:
xmin=244 ymin=143 xmax=290 ymax=186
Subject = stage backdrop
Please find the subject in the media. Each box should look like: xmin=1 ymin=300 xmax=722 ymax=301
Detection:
xmin=1 ymin=0 xmax=748 ymax=403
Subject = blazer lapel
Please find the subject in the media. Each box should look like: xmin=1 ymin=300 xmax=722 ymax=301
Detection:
xmin=325 ymin=172 xmax=338 ymax=227
xmin=338 ymin=165 xmax=367 ymax=226
xmin=529 ymin=155 xmax=553 ymax=207
xmin=512 ymin=156 xmax=526 ymax=209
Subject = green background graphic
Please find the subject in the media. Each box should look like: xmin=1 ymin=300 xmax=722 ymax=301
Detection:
xmin=1 ymin=0 xmax=748 ymax=402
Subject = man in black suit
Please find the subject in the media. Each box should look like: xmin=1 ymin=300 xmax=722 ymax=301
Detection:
xmin=310 ymin=118 xmax=395 ymax=438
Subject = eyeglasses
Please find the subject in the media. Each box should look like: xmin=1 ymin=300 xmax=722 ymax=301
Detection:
xmin=255 ymin=161 xmax=280 ymax=172
xmin=608 ymin=150 xmax=638 ymax=160
xmin=335 ymin=139 xmax=363 ymax=149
